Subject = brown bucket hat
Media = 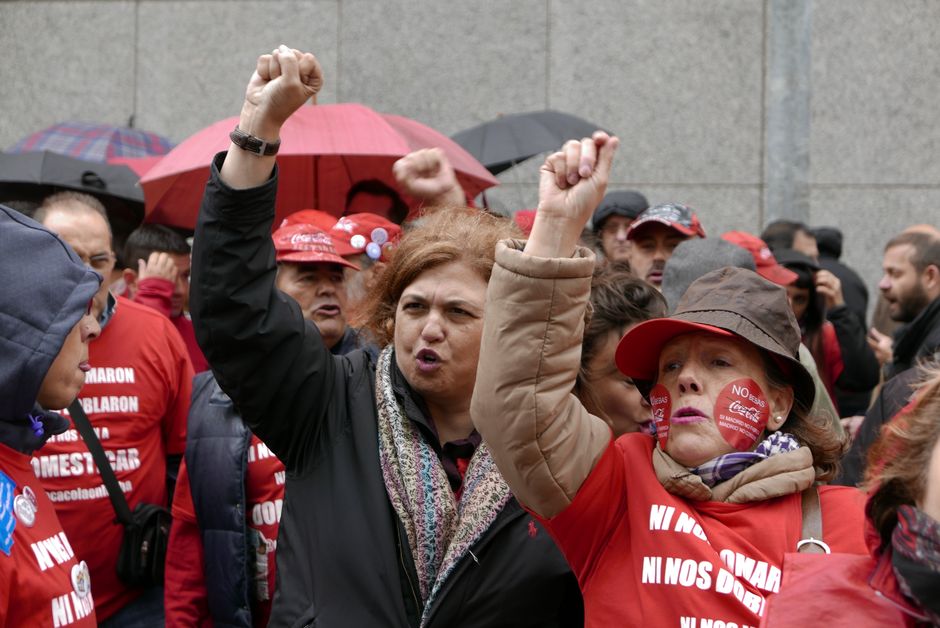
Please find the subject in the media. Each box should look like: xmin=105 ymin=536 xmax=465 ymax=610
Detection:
xmin=615 ymin=266 xmax=816 ymax=410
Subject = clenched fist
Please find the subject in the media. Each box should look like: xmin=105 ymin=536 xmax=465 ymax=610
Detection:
xmin=241 ymin=45 xmax=324 ymax=136
xmin=392 ymin=148 xmax=464 ymax=207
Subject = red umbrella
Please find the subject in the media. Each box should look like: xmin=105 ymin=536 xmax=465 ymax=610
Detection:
xmin=140 ymin=104 xmax=498 ymax=229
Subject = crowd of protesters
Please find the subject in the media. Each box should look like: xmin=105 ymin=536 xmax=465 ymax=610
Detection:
xmin=1 ymin=44 xmax=939 ymax=628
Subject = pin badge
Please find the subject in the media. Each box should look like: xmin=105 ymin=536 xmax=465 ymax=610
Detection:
xmin=350 ymin=234 xmax=367 ymax=250
xmin=366 ymin=242 xmax=382 ymax=260
xmin=13 ymin=494 xmax=35 ymax=527
xmin=370 ymin=227 xmax=389 ymax=245
xmin=72 ymin=560 xmax=91 ymax=598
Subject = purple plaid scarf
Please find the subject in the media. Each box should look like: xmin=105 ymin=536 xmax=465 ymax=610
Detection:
xmin=892 ymin=505 xmax=940 ymax=624
xmin=690 ymin=432 xmax=802 ymax=487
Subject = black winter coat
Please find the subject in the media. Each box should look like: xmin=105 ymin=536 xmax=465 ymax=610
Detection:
xmin=191 ymin=156 xmax=583 ymax=628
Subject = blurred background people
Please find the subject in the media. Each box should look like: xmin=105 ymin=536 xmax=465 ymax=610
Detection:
xmin=590 ymin=189 xmax=649 ymax=264
xmin=776 ymin=249 xmax=880 ymax=416
xmin=626 ymin=202 xmax=705 ymax=290
xmin=122 ymin=223 xmax=208 ymax=372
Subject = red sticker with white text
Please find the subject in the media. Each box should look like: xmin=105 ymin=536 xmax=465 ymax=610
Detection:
xmin=714 ymin=378 xmax=770 ymax=451
xmin=649 ymin=384 xmax=672 ymax=449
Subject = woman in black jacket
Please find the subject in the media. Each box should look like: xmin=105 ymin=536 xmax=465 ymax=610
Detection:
xmin=189 ymin=46 xmax=582 ymax=628
xmin=776 ymin=249 xmax=880 ymax=415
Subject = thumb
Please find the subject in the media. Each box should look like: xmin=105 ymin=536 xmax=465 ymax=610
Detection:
xmin=138 ymin=258 xmax=146 ymax=275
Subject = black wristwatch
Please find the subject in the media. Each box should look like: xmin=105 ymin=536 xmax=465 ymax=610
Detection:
xmin=229 ymin=126 xmax=281 ymax=156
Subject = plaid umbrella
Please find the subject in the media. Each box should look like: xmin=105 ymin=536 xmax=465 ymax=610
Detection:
xmin=8 ymin=121 xmax=173 ymax=163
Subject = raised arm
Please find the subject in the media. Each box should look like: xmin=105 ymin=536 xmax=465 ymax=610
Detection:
xmin=191 ymin=47 xmax=345 ymax=469
xmin=472 ymin=133 xmax=619 ymax=518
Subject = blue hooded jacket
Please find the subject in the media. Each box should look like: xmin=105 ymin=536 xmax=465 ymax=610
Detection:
xmin=0 ymin=204 xmax=101 ymax=454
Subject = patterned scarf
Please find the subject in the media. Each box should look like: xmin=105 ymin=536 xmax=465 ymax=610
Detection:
xmin=375 ymin=347 xmax=511 ymax=624
xmin=892 ymin=505 xmax=940 ymax=625
xmin=690 ymin=432 xmax=802 ymax=487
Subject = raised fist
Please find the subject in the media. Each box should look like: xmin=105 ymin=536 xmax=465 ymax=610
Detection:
xmin=243 ymin=45 xmax=324 ymax=131
xmin=392 ymin=148 xmax=463 ymax=206
xmin=537 ymin=132 xmax=618 ymax=227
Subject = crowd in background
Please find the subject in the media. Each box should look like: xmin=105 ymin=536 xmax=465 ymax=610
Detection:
xmin=2 ymin=44 xmax=939 ymax=628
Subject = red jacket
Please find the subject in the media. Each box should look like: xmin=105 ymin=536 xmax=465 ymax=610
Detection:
xmin=133 ymin=278 xmax=209 ymax=373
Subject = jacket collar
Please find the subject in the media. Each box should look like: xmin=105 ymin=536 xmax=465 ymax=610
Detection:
xmin=892 ymin=296 xmax=940 ymax=370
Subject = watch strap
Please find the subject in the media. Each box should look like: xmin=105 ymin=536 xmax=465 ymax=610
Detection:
xmin=229 ymin=126 xmax=280 ymax=156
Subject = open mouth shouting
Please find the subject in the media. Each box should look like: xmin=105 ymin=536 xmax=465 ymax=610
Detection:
xmin=314 ymin=303 xmax=341 ymax=317
xmin=415 ymin=348 xmax=442 ymax=373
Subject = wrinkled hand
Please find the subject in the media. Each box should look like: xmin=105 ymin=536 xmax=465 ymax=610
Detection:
xmin=538 ymin=132 xmax=618 ymax=223
xmin=815 ymin=269 xmax=844 ymax=310
xmin=242 ymin=45 xmax=323 ymax=134
xmin=867 ymin=327 xmax=893 ymax=366
xmin=392 ymin=148 xmax=463 ymax=205
xmin=525 ymin=132 xmax=619 ymax=257
xmin=138 ymin=252 xmax=179 ymax=284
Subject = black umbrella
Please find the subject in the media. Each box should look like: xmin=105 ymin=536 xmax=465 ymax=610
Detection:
xmin=0 ymin=151 xmax=145 ymax=256
xmin=451 ymin=110 xmax=608 ymax=175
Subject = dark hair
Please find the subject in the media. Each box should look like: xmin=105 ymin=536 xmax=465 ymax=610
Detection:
xmin=123 ymin=224 xmax=190 ymax=269
xmin=576 ymin=266 xmax=667 ymax=422
xmin=812 ymin=226 xmax=843 ymax=259
xmin=357 ymin=206 xmax=519 ymax=346
xmin=345 ymin=179 xmax=409 ymax=225
xmin=760 ymin=220 xmax=812 ymax=253
xmin=763 ymin=353 xmax=846 ymax=482
xmin=0 ymin=199 xmax=40 ymax=217
xmin=777 ymin=254 xmax=833 ymax=391
xmin=865 ymin=364 xmax=940 ymax=549
xmin=884 ymin=231 xmax=940 ymax=273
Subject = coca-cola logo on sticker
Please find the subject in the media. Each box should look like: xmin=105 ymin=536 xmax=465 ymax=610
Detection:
xmin=728 ymin=399 xmax=762 ymax=423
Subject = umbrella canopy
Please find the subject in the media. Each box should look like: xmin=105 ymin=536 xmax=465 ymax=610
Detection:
xmin=140 ymin=104 xmax=499 ymax=230
xmin=451 ymin=110 xmax=608 ymax=175
xmin=0 ymin=150 xmax=145 ymax=252
xmin=9 ymin=121 xmax=173 ymax=163
xmin=107 ymin=155 xmax=163 ymax=178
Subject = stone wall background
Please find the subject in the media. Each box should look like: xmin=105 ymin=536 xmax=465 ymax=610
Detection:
xmin=2 ymin=0 xmax=938 ymax=309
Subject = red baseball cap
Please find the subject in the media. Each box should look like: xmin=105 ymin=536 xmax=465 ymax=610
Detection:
xmin=721 ymin=231 xmax=798 ymax=286
xmin=330 ymin=213 xmax=402 ymax=262
xmin=278 ymin=209 xmax=338 ymax=232
xmin=627 ymin=203 xmax=706 ymax=240
xmin=272 ymin=223 xmax=360 ymax=270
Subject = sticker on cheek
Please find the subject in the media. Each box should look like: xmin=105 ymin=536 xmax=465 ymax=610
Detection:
xmin=648 ymin=385 xmax=672 ymax=449
xmin=714 ymin=378 xmax=770 ymax=451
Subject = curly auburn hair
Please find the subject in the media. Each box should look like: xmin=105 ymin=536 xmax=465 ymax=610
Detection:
xmin=356 ymin=206 xmax=520 ymax=346
xmin=865 ymin=363 xmax=940 ymax=549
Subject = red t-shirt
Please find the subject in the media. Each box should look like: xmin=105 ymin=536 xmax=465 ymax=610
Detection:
xmin=167 ymin=435 xmax=285 ymax=627
xmin=537 ymin=434 xmax=867 ymax=628
xmin=1 ymin=443 xmax=97 ymax=627
xmin=32 ymin=297 xmax=193 ymax=620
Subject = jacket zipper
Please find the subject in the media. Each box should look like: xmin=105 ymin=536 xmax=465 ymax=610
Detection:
xmin=422 ymin=505 xmax=527 ymax=626
xmin=397 ymin=523 xmax=422 ymax=621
